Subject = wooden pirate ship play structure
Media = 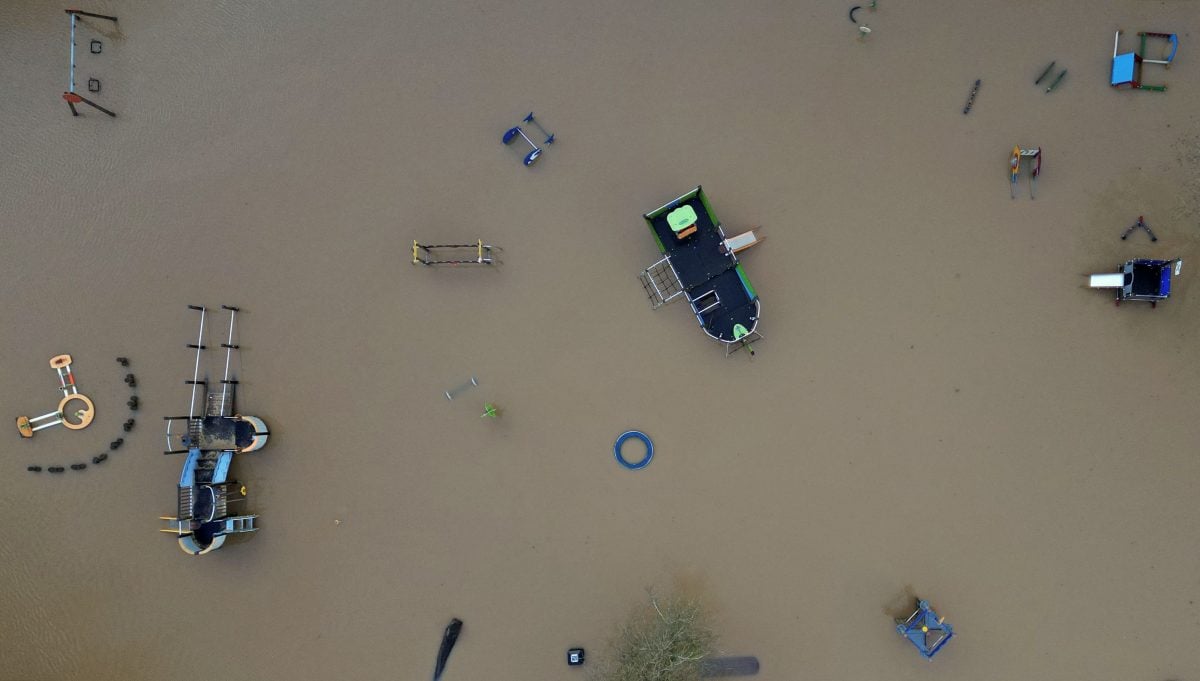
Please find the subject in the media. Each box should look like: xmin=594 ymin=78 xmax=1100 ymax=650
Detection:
xmin=159 ymin=305 xmax=270 ymax=556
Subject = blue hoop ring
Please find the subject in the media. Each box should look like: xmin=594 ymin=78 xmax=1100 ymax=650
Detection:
xmin=614 ymin=431 xmax=654 ymax=470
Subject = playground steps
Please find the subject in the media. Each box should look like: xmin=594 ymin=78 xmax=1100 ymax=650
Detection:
xmin=177 ymin=485 xmax=194 ymax=520
xmin=187 ymin=418 xmax=203 ymax=446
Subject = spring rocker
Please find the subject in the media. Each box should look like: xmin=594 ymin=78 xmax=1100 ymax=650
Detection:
xmin=1111 ymin=30 xmax=1178 ymax=92
xmin=16 ymin=354 xmax=96 ymax=438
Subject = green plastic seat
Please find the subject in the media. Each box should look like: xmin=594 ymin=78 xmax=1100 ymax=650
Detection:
xmin=667 ymin=205 xmax=698 ymax=233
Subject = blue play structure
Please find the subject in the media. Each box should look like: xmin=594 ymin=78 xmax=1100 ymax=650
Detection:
xmin=895 ymin=600 xmax=954 ymax=660
xmin=1088 ymin=258 xmax=1183 ymax=308
xmin=1111 ymin=30 xmax=1178 ymax=92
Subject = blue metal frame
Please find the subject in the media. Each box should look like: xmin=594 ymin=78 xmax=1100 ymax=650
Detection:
xmin=896 ymin=600 xmax=953 ymax=659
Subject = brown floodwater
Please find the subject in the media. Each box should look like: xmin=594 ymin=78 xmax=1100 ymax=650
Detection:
xmin=2 ymin=1 xmax=1199 ymax=679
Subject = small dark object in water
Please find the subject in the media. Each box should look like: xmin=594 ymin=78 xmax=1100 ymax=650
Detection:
xmin=567 ymin=648 xmax=585 ymax=666
xmin=92 ymin=453 xmax=108 ymax=464
xmin=27 ymin=465 xmax=42 ymax=473
xmin=848 ymin=5 xmax=862 ymax=23
xmin=87 ymin=78 xmax=100 ymax=93
xmin=90 ymin=39 xmax=102 ymax=54
xmin=127 ymin=396 xmax=139 ymax=410
xmin=1121 ymin=215 xmax=1158 ymax=242
xmin=1035 ymin=61 xmax=1056 ymax=85
xmin=71 ymin=463 xmax=87 ymax=471
xmin=116 ymin=357 xmax=129 ymax=366
xmin=123 ymin=418 xmax=135 ymax=432
xmin=124 ymin=373 xmax=136 ymax=386
xmin=700 ymin=656 xmax=761 ymax=677
xmin=49 ymin=466 xmax=65 ymax=473
xmin=110 ymin=438 xmax=123 ymax=450
xmin=962 ymin=79 xmax=981 ymax=114
xmin=433 ymin=618 xmax=463 ymax=681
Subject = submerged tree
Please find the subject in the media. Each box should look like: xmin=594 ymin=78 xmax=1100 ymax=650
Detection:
xmin=593 ymin=590 xmax=717 ymax=681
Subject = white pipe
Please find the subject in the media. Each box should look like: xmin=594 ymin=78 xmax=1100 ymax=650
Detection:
xmin=188 ymin=308 xmax=207 ymax=420
xmin=220 ymin=309 xmax=237 ymax=412
xmin=68 ymin=13 xmax=76 ymax=92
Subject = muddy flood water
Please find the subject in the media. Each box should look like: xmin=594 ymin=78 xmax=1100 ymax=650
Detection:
xmin=2 ymin=1 xmax=1199 ymax=680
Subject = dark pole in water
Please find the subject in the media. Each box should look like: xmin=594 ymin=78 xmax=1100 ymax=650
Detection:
xmin=65 ymin=9 xmax=119 ymax=22
xmin=1035 ymin=61 xmax=1056 ymax=85
xmin=1045 ymin=69 xmax=1067 ymax=93
xmin=76 ymin=93 xmax=116 ymax=116
xmin=962 ymin=80 xmax=981 ymax=115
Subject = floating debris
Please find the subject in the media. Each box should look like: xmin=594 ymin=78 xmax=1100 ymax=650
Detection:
xmin=27 ymin=465 xmax=42 ymax=473
xmin=92 ymin=453 xmax=108 ymax=464
xmin=70 ymin=463 xmax=86 ymax=471
xmin=433 ymin=619 xmax=463 ymax=681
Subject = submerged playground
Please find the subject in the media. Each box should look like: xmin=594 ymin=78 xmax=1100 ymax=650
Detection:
xmin=2 ymin=2 xmax=1199 ymax=680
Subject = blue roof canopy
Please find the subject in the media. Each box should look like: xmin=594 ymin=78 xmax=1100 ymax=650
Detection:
xmin=1112 ymin=52 xmax=1136 ymax=85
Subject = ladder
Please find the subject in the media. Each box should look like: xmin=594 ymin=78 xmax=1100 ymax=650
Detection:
xmin=224 ymin=515 xmax=258 ymax=534
xmin=177 ymin=485 xmax=194 ymax=519
xmin=187 ymin=418 xmax=203 ymax=447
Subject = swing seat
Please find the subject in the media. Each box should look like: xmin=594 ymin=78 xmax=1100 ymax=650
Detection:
xmin=49 ymin=354 xmax=73 ymax=369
